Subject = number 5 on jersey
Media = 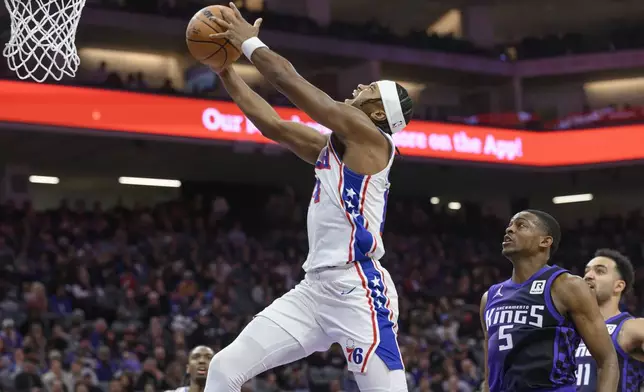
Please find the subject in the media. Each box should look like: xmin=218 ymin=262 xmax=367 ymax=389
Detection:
xmin=498 ymin=325 xmax=514 ymax=351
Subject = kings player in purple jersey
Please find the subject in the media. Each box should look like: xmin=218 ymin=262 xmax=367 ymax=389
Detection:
xmin=480 ymin=210 xmax=618 ymax=392
xmin=578 ymin=249 xmax=644 ymax=392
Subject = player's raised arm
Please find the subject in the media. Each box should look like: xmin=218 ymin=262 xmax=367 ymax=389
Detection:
xmin=208 ymin=3 xmax=388 ymax=146
xmin=216 ymin=66 xmax=326 ymax=165
xmin=479 ymin=291 xmax=490 ymax=392
xmin=552 ymin=275 xmax=618 ymax=392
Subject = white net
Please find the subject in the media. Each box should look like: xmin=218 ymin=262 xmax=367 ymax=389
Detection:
xmin=3 ymin=0 xmax=86 ymax=82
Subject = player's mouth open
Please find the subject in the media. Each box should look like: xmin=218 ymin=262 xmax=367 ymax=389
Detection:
xmin=197 ymin=366 xmax=207 ymax=375
xmin=502 ymin=235 xmax=513 ymax=245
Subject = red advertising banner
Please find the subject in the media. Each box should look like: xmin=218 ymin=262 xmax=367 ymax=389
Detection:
xmin=1 ymin=80 xmax=643 ymax=167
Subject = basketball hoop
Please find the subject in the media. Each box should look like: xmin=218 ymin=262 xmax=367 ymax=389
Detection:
xmin=3 ymin=0 xmax=86 ymax=82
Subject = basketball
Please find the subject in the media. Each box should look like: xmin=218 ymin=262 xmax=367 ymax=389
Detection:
xmin=186 ymin=5 xmax=241 ymax=70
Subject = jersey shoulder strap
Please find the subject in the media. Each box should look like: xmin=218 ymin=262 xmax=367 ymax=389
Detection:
xmin=536 ymin=264 xmax=568 ymax=281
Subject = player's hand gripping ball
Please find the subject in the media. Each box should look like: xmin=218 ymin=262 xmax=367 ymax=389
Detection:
xmin=186 ymin=5 xmax=245 ymax=71
xmin=205 ymin=2 xmax=263 ymax=50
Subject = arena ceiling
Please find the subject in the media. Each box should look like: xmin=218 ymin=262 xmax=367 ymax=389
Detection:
xmin=330 ymin=0 xmax=643 ymax=44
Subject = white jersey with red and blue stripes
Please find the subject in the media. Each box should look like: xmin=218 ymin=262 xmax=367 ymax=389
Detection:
xmin=302 ymin=134 xmax=394 ymax=272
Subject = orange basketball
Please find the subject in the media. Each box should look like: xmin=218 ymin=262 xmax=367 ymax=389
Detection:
xmin=186 ymin=5 xmax=241 ymax=70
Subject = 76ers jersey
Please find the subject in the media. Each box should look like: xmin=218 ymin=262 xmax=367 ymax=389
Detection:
xmin=575 ymin=312 xmax=644 ymax=392
xmin=302 ymin=134 xmax=394 ymax=272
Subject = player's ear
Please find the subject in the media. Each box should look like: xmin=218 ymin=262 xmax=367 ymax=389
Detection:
xmin=614 ymin=279 xmax=626 ymax=294
xmin=369 ymin=109 xmax=386 ymax=124
xmin=540 ymin=235 xmax=553 ymax=250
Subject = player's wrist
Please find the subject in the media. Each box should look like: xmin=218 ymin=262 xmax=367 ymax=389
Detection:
xmin=241 ymin=37 xmax=268 ymax=62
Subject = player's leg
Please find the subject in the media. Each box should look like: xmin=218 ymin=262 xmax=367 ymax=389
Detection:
xmin=205 ymin=315 xmax=305 ymax=391
xmin=205 ymin=280 xmax=331 ymax=392
xmin=317 ymin=259 xmax=405 ymax=391
xmin=353 ymin=355 xmax=408 ymax=392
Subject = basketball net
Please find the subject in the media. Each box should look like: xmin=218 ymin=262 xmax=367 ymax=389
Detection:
xmin=3 ymin=0 xmax=86 ymax=82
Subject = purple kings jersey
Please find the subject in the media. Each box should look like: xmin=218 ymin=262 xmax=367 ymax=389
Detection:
xmin=484 ymin=265 xmax=580 ymax=392
xmin=575 ymin=312 xmax=644 ymax=392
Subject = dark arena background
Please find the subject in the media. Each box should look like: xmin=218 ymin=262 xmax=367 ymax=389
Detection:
xmin=2 ymin=0 xmax=644 ymax=391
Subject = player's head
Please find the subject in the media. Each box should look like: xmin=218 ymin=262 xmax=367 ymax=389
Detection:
xmin=584 ymin=248 xmax=634 ymax=305
xmin=186 ymin=345 xmax=214 ymax=385
xmin=502 ymin=210 xmax=561 ymax=262
xmin=345 ymin=80 xmax=413 ymax=135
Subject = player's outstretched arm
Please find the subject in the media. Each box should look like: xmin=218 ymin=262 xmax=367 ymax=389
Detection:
xmin=209 ymin=4 xmax=382 ymax=146
xmin=479 ymin=291 xmax=490 ymax=392
xmin=217 ymin=67 xmax=326 ymax=165
xmin=246 ymin=48 xmax=380 ymax=144
xmin=552 ymin=275 xmax=618 ymax=392
xmin=618 ymin=318 xmax=644 ymax=360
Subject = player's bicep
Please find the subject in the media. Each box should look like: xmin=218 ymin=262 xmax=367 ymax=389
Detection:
xmin=274 ymin=121 xmax=327 ymax=165
xmin=621 ymin=318 xmax=644 ymax=353
xmin=631 ymin=319 xmax=644 ymax=350
xmin=557 ymin=277 xmax=615 ymax=363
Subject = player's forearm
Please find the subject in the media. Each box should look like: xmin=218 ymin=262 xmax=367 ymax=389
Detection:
xmin=596 ymin=355 xmax=619 ymax=392
xmin=248 ymin=48 xmax=305 ymax=103
xmin=247 ymin=48 xmax=343 ymax=134
xmin=248 ymin=48 xmax=293 ymax=86
xmin=218 ymin=68 xmax=282 ymax=138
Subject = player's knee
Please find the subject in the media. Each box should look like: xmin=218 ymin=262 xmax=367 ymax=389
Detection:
xmin=206 ymin=345 xmax=249 ymax=391
xmin=353 ymin=357 xmax=407 ymax=392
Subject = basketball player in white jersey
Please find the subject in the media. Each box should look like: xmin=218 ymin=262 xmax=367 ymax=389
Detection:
xmin=204 ymin=4 xmax=412 ymax=392
xmin=166 ymin=346 xmax=214 ymax=392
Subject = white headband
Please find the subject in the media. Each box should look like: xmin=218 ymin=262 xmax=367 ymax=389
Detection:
xmin=376 ymin=80 xmax=406 ymax=134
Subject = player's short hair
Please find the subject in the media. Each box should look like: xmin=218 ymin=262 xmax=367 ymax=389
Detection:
xmin=594 ymin=248 xmax=634 ymax=294
xmin=189 ymin=345 xmax=213 ymax=356
xmin=525 ymin=209 xmax=561 ymax=255
xmin=378 ymin=83 xmax=413 ymax=135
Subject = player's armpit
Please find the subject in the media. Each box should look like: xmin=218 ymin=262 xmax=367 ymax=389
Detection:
xmin=553 ymin=274 xmax=618 ymax=392
xmin=249 ymin=48 xmax=383 ymax=145
xmin=273 ymin=120 xmax=327 ymax=165
xmin=480 ymin=291 xmax=490 ymax=392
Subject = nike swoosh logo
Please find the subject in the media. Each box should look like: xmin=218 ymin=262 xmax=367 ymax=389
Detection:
xmin=341 ymin=287 xmax=357 ymax=295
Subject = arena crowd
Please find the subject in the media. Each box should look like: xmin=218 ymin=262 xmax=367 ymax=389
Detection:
xmin=0 ymin=185 xmax=642 ymax=392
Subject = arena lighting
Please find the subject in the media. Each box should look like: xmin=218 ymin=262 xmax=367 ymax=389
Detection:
xmin=447 ymin=202 xmax=461 ymax=210
xmin=430 ymin=197 xmax=440 ymax=205
xmin=28 ymin=175 xmax=59 ymax=184
xmin=118 ymin=177 xmax=181 ymax=188
xmin=552 ymin=193 xmax=594 ymax=204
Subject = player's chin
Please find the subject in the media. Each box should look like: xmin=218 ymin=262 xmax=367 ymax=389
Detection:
xmin=501 ymin=246 xmax=517 ymax=256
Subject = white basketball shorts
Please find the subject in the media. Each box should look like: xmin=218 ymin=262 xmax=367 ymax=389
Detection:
xmin=257 ymin=258 xmax=404 ymax=374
